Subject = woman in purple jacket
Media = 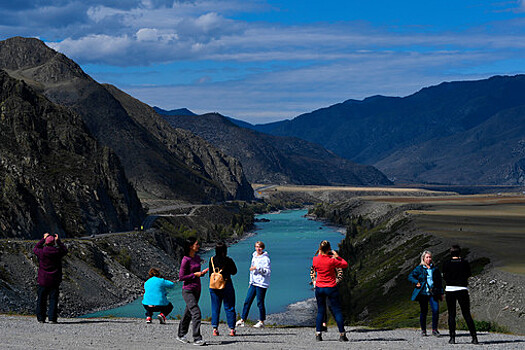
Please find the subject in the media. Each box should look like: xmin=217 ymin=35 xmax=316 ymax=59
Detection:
xmin=33 ymin=232 xmax=68 ymax=323
xmin=176 ymin=237 xmax=209 ymax=346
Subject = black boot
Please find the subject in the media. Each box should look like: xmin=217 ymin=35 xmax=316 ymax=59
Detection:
xmin=449 ymin=337 xmax=455 ymax=344
xmin=472 ymin=336 xmax=479 ymax=345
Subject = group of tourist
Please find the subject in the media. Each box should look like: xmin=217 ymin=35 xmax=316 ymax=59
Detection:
xmin=144 ymin=237 xmax=271 ymax=346
xmin=33 ymin=232 xmax=479 ymax=346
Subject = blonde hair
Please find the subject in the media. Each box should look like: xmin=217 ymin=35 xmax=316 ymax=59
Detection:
xmin=420 ymin=250 xmax=432 ymax=265
xmin=255 ymin=241 xmax=265 ymax=249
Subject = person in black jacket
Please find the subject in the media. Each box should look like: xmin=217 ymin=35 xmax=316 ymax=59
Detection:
xmin=442 ymin=245 xmax=479 ymax=345
xmin=209 ymin=242 xmax=238 ymax=336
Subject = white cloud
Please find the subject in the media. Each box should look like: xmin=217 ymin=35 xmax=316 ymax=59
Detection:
xmin=122 ymin=50 xmax=500 ymax=124
xmin=136 ymin=28 xmax=178 ymax=41
xmin=4 ymin=0 xmax=525 ymax=122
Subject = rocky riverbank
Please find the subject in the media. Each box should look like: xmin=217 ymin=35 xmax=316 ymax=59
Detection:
xmin=0 ymin=230 xmax=183 ymax=317
xmin=0 ymin=202 xmax=258 ymax=318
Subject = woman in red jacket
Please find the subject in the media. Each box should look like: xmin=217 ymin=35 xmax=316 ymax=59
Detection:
xmin=312 ymin=240 xmax=348 ymax=342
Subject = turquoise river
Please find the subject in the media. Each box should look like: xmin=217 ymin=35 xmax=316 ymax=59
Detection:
xmin=83 ymin=209 xmax=344 ymax=321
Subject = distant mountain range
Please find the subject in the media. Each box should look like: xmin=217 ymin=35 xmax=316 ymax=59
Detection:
xmin=245 ymin=75 xmax=525 ymax=185
xmin=158 ymin=110 xmax=391 ymax=186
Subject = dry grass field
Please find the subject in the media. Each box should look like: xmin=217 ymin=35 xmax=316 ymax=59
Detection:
xmin=377 ymin=194 xmax=525 ymax=275
xmin=252 ymin=184 xmax=449 ymax=194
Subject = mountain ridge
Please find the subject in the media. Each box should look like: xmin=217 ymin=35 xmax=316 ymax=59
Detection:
xmin=162 ymin=112 xmax=392 ymax=186
xmin=0 ymin=36 xmax=253 ymax=202
xmin=252 ymin=74 xmax=525 ymax=185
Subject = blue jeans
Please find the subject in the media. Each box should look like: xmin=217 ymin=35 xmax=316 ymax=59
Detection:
xmin=241 ymin=284 xmax=267 ymax=321
xmin=36 ymin=285 xmax=59 ymax=322
xmin=315 ymin=286 xmax=345 ymax=333
xmin=210 ymin=280 xmax=236 ymax=329
xmin=418 ymin=294 xmax=439 ymax=331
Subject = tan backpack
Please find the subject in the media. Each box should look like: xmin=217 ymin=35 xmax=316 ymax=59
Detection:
xmin=209 ymin=257 xmax=226 ymax=289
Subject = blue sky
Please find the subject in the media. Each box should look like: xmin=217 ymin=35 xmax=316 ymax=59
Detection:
xmin=2 ymin=0 xmax=525 ymax=123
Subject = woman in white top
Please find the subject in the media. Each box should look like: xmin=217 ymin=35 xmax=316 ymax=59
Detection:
xmin=235 ymin=241 xmax=271 ymax=328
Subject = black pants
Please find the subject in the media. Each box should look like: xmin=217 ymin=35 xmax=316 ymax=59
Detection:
xmin=143 ymin=302 xmax=174 ymax=317
xmin=36 ymin=285 xmax=59 ymax=322
xmin=446 ymin=290 xmax=477 ymax=338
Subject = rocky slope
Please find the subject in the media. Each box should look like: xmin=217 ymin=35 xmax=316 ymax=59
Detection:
xmin=0 ymin=36 xmax=253 ymax=202
xmin=161 ymin=112 xmax=391 ymax=186
xmin=254 ymin=75 xmax=525 ymax=185
xmin=0 ymin=231 xmax=182 ymax=317
xmin=0 ymin=70 xmax=144 ymax=238
xmin=104 ymin=85 xmax=253 ymax=201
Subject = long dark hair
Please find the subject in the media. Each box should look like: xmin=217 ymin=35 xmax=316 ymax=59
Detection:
xmin=215 ymin=242 xmax=227 ymax=258
xmin=184 ymin=237 xmax=198 ymax=256
xmin=213 ymin=242 xmax=228 ymax=266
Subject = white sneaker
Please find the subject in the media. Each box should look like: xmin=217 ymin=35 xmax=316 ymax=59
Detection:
xmin=253 ymin=320 xmax=264 ymax=328
xmin=176 ymin=336 xmax=190 ymax=344
xmin=193 ymin=339 xmax=206 ymax=346
xmin=235 ymin=319 xmax=245 ymax=327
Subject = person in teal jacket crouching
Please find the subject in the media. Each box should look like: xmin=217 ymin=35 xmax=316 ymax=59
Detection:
xmin=408 ymin=250 xmax=444 ymax=337
xmin=142 ymin=268 xmax=175 ymax=324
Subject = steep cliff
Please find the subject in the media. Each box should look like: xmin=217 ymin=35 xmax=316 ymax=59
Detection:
xmin=0 ymin=70 xmax=144 ymax=238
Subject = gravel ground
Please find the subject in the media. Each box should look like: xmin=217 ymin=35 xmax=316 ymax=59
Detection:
xmin=1 ymin=315 xmax=524 ymax=349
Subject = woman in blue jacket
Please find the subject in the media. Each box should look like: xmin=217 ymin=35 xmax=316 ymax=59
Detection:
xmin=408 ymin=250 xmax=443 ymax=336
xmin=142 ymin=268 xmax=175 ymax=324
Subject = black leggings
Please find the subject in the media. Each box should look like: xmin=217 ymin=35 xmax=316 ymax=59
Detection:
xmin=143 ymin=302 xmax=174 ymax=317
xmin=446 ymin=290 xmax=477 ymax=337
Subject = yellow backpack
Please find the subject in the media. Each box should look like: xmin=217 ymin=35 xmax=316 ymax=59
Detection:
xmin=209 ymin=257 xmax=226 ymax=289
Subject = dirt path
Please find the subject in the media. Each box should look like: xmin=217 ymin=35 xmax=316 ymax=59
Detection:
xmin=1 ymin=315 xmax=524 ymax=349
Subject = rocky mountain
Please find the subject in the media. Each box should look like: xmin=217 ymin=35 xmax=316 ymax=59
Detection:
xmin=253 ymin=75 xmax=525 ymax=185
xmin=0 ymin=37 xmax=253 ymax=202
xmin=0 ymin=70 xmax=144 ymax=238
xmin=160 ymin=111 xmax=391 ymax=186
xmin=104 ymin=85 xmax=254 ymax=201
